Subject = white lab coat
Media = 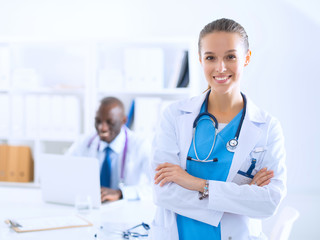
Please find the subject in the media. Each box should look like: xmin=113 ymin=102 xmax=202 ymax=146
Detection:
xmin=151 ymin=93 xmax=287 ymax=240
xmin=66 ymin=127 xmax=152 ymax=200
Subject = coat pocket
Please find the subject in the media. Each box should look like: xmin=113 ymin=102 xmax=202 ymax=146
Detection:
xmin=233 ymin=147 xmax=267 ymax=185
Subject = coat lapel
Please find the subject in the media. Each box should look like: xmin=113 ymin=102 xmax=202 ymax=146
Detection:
xmin=226 ymin=118 xmax=262 ymax=182
xmin=226 ymin=98 xmax=266 ymax=182
xmin=176 ymin=93 xmax=207 ymax=170
xmin=177 ymin=112 xmax=198 ymax=170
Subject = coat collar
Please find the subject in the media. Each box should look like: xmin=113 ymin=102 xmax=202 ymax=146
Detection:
xmin=97 ymin=126 xmax=127 ymax=154
xmin=178 ymin=92 xmax=207 ymax=114
xmin=178 ymin=92 xmax=266 ymax=124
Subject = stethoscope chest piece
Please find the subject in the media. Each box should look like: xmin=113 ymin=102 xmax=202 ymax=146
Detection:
xmin=226 ymin=138 xmax=238 ymax=152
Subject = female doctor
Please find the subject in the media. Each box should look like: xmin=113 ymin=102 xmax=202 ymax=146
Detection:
xmin=152 ymin=18 xmax=286 ymax=240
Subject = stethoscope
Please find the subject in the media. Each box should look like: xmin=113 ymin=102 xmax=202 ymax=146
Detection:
xmin=87 ymin=127 xmax=128 ymax=187
xmin=191 ymin=91 xmax=247 ymax=162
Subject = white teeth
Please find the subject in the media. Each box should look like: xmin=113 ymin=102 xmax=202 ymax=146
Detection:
xmin=215 ymin=76 xmax=229 ymax=81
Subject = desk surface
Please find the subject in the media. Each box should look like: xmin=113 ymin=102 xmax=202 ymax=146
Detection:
xmin=0 ymin=186 xmax=156 ymax=240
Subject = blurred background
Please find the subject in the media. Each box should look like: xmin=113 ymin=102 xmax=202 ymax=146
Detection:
xmin=0 ymin=0 xmax=319 ymax=239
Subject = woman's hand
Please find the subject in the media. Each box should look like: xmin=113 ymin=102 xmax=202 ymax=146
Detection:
xmin=154 ymin=162 xmax=205 ymax=192
xmin=250 ymin=168 xmax=274 ymax=187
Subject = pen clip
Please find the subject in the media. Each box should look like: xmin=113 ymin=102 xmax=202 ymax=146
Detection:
xmin=5 ymin=219 xmax=22 ymax=228
xmin=253 ymin=147 xmax=266 ymax=153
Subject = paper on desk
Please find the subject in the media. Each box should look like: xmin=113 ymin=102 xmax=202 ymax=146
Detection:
xmin=5 ymin=215 xmax=92 ymax=233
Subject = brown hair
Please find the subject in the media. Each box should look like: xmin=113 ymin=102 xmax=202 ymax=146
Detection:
xmin=198 ymin=18 xmax=249 ymax=55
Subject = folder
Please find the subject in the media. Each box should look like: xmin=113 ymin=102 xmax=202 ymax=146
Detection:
xmin=124 ymin=48 xmax=164 ymax=91
xmin=17 ymin=146 xmax=34 ymax=182
xmin=0 ymin=94 xmax=10 ymax=137
xmin=25 ymin=94 xmax=38 ymax=138
xmin=0 ymin=145 xmax=9 ymax=181
xmin=11 ymin=95 xmax=25 ymax=137
xmin=134 ymin=97 xmax=162 ymax=139
xmin=176 ymin=51 xmax=189 ymax=88
xmin=0 ymin=46 xmax=10 ymax=89
xmin=126 ymin=99 xmax=135 ymax=129
xmin=63 ymin=95 xmax=80 ymax=138
xmin=5 ymin=215 xmax=92 ymax=233
xmin=6 ymin=146 xmax=34 ymax=182
xmin=7 ymin=146 xmax=19 ymax=182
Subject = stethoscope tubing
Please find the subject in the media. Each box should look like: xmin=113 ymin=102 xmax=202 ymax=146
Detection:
xmin=192 ymin=91 xmax=247 ymax=160
xmin=192 ymin=118 xmax=217 ymax=162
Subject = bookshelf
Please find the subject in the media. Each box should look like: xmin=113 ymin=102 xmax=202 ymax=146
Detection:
xmin=0 ymin=37 xmax=201 ymax=187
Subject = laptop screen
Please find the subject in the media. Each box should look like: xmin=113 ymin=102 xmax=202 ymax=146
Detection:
xmin=39 ymin=154 xmax=101 ymax=208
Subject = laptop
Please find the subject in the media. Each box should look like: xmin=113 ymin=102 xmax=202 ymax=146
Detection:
xmin=40 ymin=154 xmax=101 ymax=208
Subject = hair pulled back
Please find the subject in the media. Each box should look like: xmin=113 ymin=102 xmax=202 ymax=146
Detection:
xmin=198 ymin=18 xmax=249 ymax=54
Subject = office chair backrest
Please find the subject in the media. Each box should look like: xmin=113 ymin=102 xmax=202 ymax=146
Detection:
xmin=269 ymin=206 xmax=300 ymax=240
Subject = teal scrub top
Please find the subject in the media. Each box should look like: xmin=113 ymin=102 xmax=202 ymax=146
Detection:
xmin=176 ymin=98 xmax=243 ymax=240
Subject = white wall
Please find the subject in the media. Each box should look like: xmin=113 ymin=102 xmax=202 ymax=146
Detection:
xmin=1 ymin=0 xmax=319 ymax=239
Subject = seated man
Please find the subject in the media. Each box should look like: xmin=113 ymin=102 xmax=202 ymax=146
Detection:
xmin=67 ymin=97 xmax=151 ymax=202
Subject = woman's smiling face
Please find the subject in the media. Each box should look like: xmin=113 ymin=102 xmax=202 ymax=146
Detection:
xmin=199 ymin=31 xmax=251 ymax=95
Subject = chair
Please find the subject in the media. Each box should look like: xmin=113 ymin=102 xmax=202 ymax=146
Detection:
xmin=269 ymin=206 xmax=300 ymax=240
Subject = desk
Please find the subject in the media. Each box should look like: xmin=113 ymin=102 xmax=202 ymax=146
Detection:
xmin=0 ymin=186 xmax=156 ymax=240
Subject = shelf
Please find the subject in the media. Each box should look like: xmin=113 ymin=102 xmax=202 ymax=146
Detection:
xmin=0 ymin=181 xmax=40 ymax=188
xmin=0 ymin=88 xmax=10 ymax=93
xmin=98 ymin=88 xmax=190 ymax=96
xmin=7 ymin=87 xmax=85 ymax=95
xmin=1 ymin=136 xmax=79 ymax=143
xmin=37 ymin=136 xmax=79 ymax=142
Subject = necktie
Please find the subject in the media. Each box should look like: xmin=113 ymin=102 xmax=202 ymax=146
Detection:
xmin=100 ymin=146 xmax=112 ymax=187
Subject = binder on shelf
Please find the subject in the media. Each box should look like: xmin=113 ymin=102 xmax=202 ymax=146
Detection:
xmin=6 ymin=145 xmax=34 ymax=183
xmin=0 ymin=145 xmax=9 ymax=181
xmin=12 ymin=68 xmax=40 ymax=90
xmin=38 ymin=95 xmax=51 ymax=137
xmin=17 ymin=146 xmax=34 ymax=182
xmin=0 ymin=94 xmax=10 ymax=137
xmin=25 ymin=94 xmax=38 ymax=138
xmin=124 ymin=48 xmax=164 ymax=91
xmin=64 ymin=95 xmax=81 ymax=137
xmin=25 ymin=94 xmax=81 ymax=139
xmin=134 ymin=97 xmax=162 ymax=140
xmin=98 ymin=68 xmax=124 ymax=91
xmin=11 ymin=95 xmax=25 ymax=137
xmin=176 ymin=51 xmax=189 ymax=88
xmin=51 ymin=95 xmax=64 ymax=137
xmin=126 ymin=99 xmax=135 ymax=129
xmin=7 ymin=146 xmax=19 ymax=182
xmin=0 ymin=46 xmax=10 ymax=89
xmin=5 ymin=215 xmax=92 ymax=233
xmin=168 ymin=51 xmax=186 ymax=89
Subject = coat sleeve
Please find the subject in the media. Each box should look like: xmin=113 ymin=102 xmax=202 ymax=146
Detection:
xmin=121 ymin=136 xmax=153 ymax=201
xmin=65 ymin=135 xmax=90 ymax=156
xmin=208 ymin=118 xmax=287 ymax=218
xmin=152 ymin=105 xmax=223 ymax=227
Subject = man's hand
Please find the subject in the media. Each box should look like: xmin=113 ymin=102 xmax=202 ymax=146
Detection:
xmin=101 ymin=187 xmax=122 ymax=202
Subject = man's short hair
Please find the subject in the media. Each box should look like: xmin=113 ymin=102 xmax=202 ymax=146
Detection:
xmin=100 ymin=97 xmax=125 ymax=112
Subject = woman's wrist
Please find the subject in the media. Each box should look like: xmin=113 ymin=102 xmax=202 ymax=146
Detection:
xmin=195 ymin=178 xmax=207 ymax=192
xmin=197 ymin=179 xmax=209 ymax=200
